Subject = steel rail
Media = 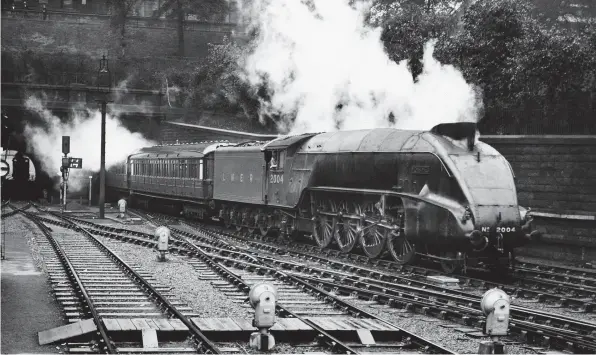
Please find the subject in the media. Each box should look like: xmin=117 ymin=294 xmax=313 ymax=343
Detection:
xmin=173 ymin=233 xmax=363 ymax=355
xmin=25 ymin=205 xmax=222 ymax=354
xmin=17 ymin=209 xmax=117 ymax=353
xmin=512 ymin=266 xmax=596 ymax=289
xmin=50 ymin=213 xmax=222 ymax=354
xmin=515 ymin=260 xmax=596 ymax=278
xmin=58 ymin=213 xmax=596 ymax=332
xmin=175 ymin=243 xmax=596 ymax=354
xmin=173 ymin=225 xmax=596 ymax=353
xmin=200 ymin=224 xmax=596 ymax=312
xmin=59 ymin=212 xmax=596 ymax=339
xmin=49 ymin=210 xmax=596 ymax=353
xmin=3 ymin=202 xmax=33 ymax=217
xmin=293 ymin=274 xmax=596 ymax=354
xmin=251 ymin=253 xmax=596 ymax=334
xmin=133 ymin=209 xmax=452 ymax=354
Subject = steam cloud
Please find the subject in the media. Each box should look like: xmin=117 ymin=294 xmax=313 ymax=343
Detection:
xmin=23 ymin=96 xmax=154 ymax=191
xmin=240 ymin=0 xmax=483 ymax=134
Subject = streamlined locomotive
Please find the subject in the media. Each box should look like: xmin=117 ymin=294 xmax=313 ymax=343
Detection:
xmin=106 ymin=123 xmax=539 ymax=273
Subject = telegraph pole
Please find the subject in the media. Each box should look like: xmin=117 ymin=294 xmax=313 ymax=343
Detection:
xmin=97 ymin=55 xmax=110 ymax=219
xmin=99 ymin=100 xmax=106 ymax=218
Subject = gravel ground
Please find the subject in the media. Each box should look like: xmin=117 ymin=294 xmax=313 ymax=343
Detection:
xmin=179 ymin=226 xmax=596 ymax=348
xmin=94 ymin=235 xmax=252 ymax=319
xmin=210 ymin=232 xmax=596 ymax=322
xmin=348 ymin=298 xmax=531 ymax=354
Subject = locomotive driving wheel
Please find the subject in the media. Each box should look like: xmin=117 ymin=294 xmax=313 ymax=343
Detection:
xmin=387 ymin=227 xmax=416 ymax=264
xmin=360 ymin=222 xmax=388 ymax=258
xmin=358 ymin=201 xmax=387 ymax=258
xmin=313 ymin=214 xmax=335 ymax=248
xmin=312 ymin=200 xmax=337 ymax=248
xmin=334 ymin=201 xmax=361 ymax=253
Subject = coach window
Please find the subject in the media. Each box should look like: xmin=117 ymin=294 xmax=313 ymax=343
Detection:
xmin=188 ymin=159 xmax=195 ymax=179
xmin=199 ymin=159 xmax=204 ymax=180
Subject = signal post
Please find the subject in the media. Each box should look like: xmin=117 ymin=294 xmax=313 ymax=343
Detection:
xmin=60 ymin=136 xmax=83 ymax=213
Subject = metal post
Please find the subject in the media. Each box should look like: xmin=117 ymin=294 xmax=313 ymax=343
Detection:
xmin=88 ymin=176 xmax=92 ymax=207
xmin=99 ymin=100 xmax=106 ymax=219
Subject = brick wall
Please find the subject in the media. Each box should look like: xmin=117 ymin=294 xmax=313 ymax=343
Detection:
xmin=481 ymin=136 xmax=596 ymax=261
xmin=1 ymin=15 xmax=230 ymax=58
xmin=481 ymin=136 xmax=596 ymax=215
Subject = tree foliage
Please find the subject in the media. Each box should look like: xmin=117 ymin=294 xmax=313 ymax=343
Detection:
xmin=364 ymin=0 xmax=596 ymax=133
xmin=433 ymin=0 xmax=595 ymax=133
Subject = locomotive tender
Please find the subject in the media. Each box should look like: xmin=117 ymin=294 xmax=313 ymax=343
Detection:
xmin=106 ymin=122 xmax=539 ymax=272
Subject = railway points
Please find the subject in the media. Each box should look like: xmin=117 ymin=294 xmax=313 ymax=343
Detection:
xmin=2 ymin=200 xmax=595 ymax=353
xmin=176 ymin=221 xmax=596 ymax=314
xmin=9 ymin=203 xmax=590 ymax=354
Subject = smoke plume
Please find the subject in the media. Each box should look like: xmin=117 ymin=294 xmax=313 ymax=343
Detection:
xmin=23 ymin=96 xmax=154 ymax=191
xmin=240 ymin=0 xmax=483 ymax=134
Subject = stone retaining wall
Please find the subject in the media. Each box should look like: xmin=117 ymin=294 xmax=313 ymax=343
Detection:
xmin=481 ymin=136 xmax=596 ymax=261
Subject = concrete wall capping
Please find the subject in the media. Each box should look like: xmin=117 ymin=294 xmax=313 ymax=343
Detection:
xmin=481 ymin=135 xmax=596 ymax=145
xmin=531 ymin=211 xmax=596 ymax=221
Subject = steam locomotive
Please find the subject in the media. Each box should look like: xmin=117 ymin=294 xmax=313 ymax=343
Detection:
xmin=106 ymin=122 xmax=539 ymax=273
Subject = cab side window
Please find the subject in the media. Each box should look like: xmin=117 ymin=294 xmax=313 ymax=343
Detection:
xmin=270 ymin=151 xmax=285 ymax=170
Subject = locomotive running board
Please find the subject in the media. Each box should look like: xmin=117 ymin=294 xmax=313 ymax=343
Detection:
xmin=308 ymin=186 xmax=464 ymax=215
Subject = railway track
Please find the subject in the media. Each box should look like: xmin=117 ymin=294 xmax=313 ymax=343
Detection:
xmin=193 ymin=222 xmax=596 ymax=312
xmin=1 ymin=201 xmax=32 ymax=217
xmin=135 ymin=209 xmax=452 ymax=354
xmin=512 ymin=265 xmax=596 ymax=290
xmin=54 ymin=208 xmax=596 ymax=353
xmin=515 ymin=260 xmax=596 ymax=277
xmin=33 ymin=206 xmax=453 ymax=354
xmin=174 ymin=225 xmax=596 ymax=354
xmin=11 ymin=205 xmax=221 ymax=354
xmin=125 ymin=208 xmax=596 ymax=307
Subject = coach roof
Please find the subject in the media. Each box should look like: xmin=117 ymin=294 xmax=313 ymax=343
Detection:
xmin=130 ymin=141 xmax=232 ymax=159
